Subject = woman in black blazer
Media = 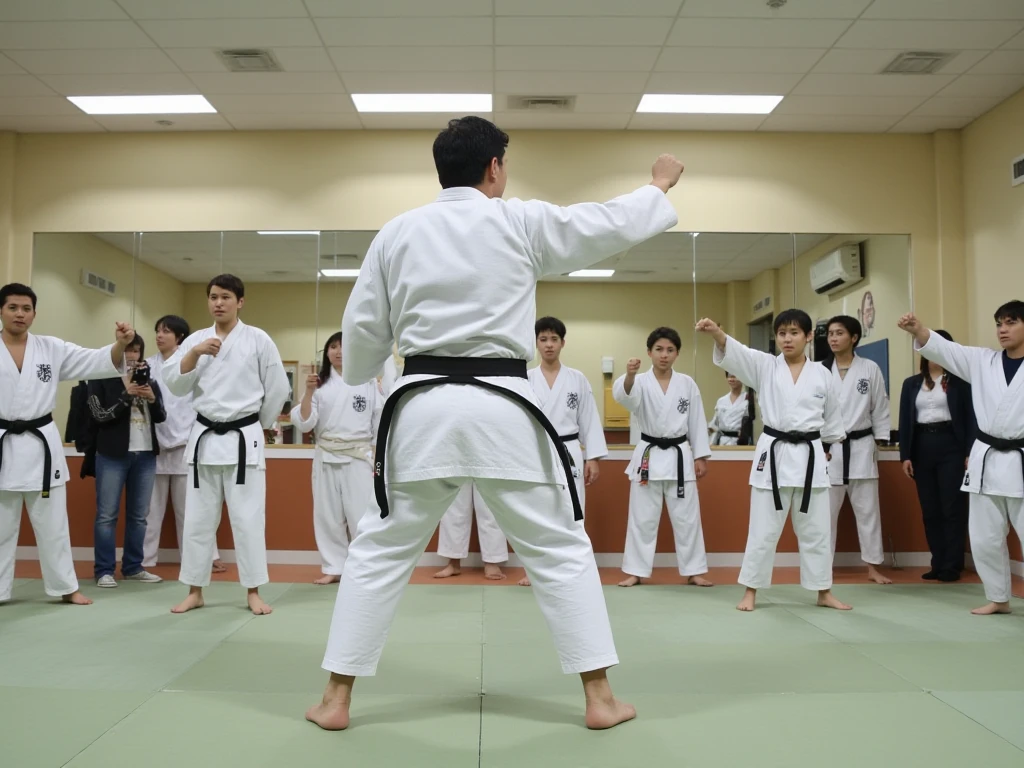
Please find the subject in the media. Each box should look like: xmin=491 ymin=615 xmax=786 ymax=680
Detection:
xmin=898 ymin=329 xmax=977 ymax=582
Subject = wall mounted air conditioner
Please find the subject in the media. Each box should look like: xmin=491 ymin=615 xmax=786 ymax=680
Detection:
xmin=810 ymin=244 xmax=863 ymax=295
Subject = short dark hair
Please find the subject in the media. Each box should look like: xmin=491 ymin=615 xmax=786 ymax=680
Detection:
xmin=535 ymin=316 xmax=567 ymax=340
xmin=774 ymin=309 xmax=812 ymax=335
xmin=994 ymin=300 xmax=1024 ymax=324
xmin=827 ymin=314 xmax=862 ymax=350
xmin=207 ymin=274 xmax=245 ymax=299
xmin=0 ymin=282 xmax=37 ymax=310
xmin=432 ymin=116 xmax=509 ymax=189
xmin=647 ymin=326 xmax=682 ymax=351
xmin=155 ymin=314 xmax=190 ymax=344
xmin=127 ymin=334 xmax=145 ymax=358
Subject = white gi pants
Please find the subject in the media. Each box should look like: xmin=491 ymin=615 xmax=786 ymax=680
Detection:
xmin=179 ymin=465 xmax=268 ymax=589
xmin=968 ymin=493 xmax=1024 ymax=604
xmin=828 ymin=479 xmax=884 ymax=565
xmin=143 ymin=474 xmax=223 ymax=567
xmin=739 ymin=487 xmax=833 ymax=592
xmin=313 ymin=458 xmax=373 ymax=575
xmin=0 ymin=487 xmax=78 ymax=601
xmin=436 ymin=483 xmax=509 ymax=563
xmin=621 ymin=480 xmax=707 ymax=578
xmin=322 ymin=478 xmax=617 ymax=676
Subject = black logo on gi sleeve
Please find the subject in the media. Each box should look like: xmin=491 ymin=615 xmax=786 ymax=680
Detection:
xmin=36 ymin=364 xmax=52 ymax=383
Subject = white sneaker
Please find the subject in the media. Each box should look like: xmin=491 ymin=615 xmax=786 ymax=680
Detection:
xmin=96 ymin=575 xmax=118 ymax=588
xmin=124 ymin=570 xmax=163 ymax=583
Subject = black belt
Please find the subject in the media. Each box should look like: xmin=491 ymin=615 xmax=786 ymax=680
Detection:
xmin=719 ymin=430 xmax=740 ymax=438
xmin=824 ymin=427 xmax=874 ymax=485
xmin=917 ymin=420 xmax=953 ymax=434
xmin=762 ymin=426 xmax=821 ymax=513
xmin=639 ymin=432 xmax=689 ymax=498
xmin=976 ymin=429 xmax=1024 ymax=493
xmin=0 ymin=414 xmax=54 ymax=498
xmin=192 ymin=413 xmax=261 ymax=488
xmin=559 ymin=432 xmax=581 ymax=477
xmin=373 ymin=356 xmax=583 ymax=521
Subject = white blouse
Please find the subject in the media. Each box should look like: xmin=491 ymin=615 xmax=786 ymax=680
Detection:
xmin=915 ymin=380 xmax=952 ymax=424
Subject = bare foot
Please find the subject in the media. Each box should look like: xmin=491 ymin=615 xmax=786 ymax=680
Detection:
xmin=171 ymin=588 xmax=204 ymax=614
xmin=483 ymin=564 xmax=506 ymax=581
xmin=736 ymin=587 xmax=757 ymax=612
xmin=247 ymin=590 xmax=273 ymax=615
xmin=518 ymin=576 xmax=532 ymax=587
xmin=971 ymin=601 xmax=1012 ymax=615
xmin=585 ymin=698 xmax=637 ymax=730
xmin=817 ymin=591 xmax=853 ymax=611
xmin=211 ymin=560 xmax=228 ymax=574
xmin=314 ymin=574 xmax=341 ymax=585
xmin=867 ymin=565 xmax=893 ymax=585
xmin=687 ymin=575 xmax=714 ymax=587
xmin=61 ymin=591 xmax=93 ymax=605
xmin=306 ymin=673 xmax=354 ymax=731
xmin=617 ymin=575 xmax=641 ymax=588
xmin=433 ymin=563 xmax=461 ymax=579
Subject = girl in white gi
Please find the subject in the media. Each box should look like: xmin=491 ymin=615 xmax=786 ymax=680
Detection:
xmin=821 ymin=315 xmax=892 ymax=585
xmin=432 ymin=484 xmax=509 ymax=580
xmin=518 ymin=316 xmax=608 ymax=587
xmin=164 ymin=275 xmax=290 ymax=616
xmin=697 ymin=311 xmax=851 ymax=612
xmin=613 ymin=327 xmax=712 ymax=588
xmin=292 ymin=331 xmax=382 ymax=585
xmin=898 ymin=302 xmax=1024 ymax=615
xmin=709 ymin=371 xmax=753 ymax=446
xmin=143 ymin=315 xmax=227 ymax=574
xmin=307 ymin=118 xmax=683 ymax=732
xmin=0 ymin=282 xmax=135 ymax=606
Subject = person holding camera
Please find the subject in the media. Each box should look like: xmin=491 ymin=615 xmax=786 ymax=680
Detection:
xmin=87 ymin=334 xmax=166 ymax=588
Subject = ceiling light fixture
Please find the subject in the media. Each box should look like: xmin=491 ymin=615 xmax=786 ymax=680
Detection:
xmin=351 ymin=93 xmax=492 ymax=113
xmin=67 ymin=95 xmax=216 ymax=115
xmin=637 ymin=94 xmax=783 ymax=114
xmin=320 ymin=269 xmax=361 ymax=278
xmin=568 ymin=269 xmax=615 ymax=278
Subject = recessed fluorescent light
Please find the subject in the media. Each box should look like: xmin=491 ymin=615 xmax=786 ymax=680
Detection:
xmin=320 ymin=269 xmax=361 ymax=278
xmin=351 ymin=93 xmax=492 ymax=113
xmin=568 ymin=269 xmax=615 ymax=278
xmin=257 ymin=231 xmax=321 ymax=236
xmin=637 ymin=94 xmax=783 ymax=114
xmin=67 ymin=95 xmax=216 ymax=115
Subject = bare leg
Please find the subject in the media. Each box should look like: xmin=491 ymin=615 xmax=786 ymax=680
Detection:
xmin=617 ymin=575 xmax=642 ymax=587
xmin=433 ymin=558 xmax=461 ymax=578
xmin=171 ymin=585 xmax=204 ymax=614
xmin=306 ymin=673 xmax=354 ymax=731
xmin=61 ymin=590 xmax=93 ymax=606
xmin=581 ymin=668 xmax=635 ymax=730
xmin=817 ymin=589 xmax=853 ymax=610
xmin=247 ymin=587 xmax=272 ymax=615
xmin=211 ymin=559 xmax=228 ymax=573
xmin=737 ymin=587 xmax=757 ymax=611
xmin=687 ymin=575 xmax=714 ymax=587
xmin=971 ymin=601 xmax=1012 ymax=615
xmin=518 ymin=575 xmax=531 ymax=587
xmin=483 ymin=563 xmax=506 ymax=580
xmin=314 ymin=574 xmax=342 ymax=586
xmin=866 ymin=564 xmax=892 ymax=584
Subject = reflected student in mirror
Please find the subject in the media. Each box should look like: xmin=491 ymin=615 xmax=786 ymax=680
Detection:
xmin=0 ymin=282 xmax=136 ymax=607
xmin=612 ymin=327 xmax=713 ymax=589
xmin=709 ymin=371 xmax=755 ymax=446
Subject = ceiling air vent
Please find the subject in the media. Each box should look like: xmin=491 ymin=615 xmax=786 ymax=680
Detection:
xmin=217 ymin=49 xmax=284 ymax=72
xmin=881 ymin=51 xmax=956 ymax=75
xmin=506 ymin=95 xmax=576 ymax=112
xmin=1012 ymin=153 xmax=1024 ymax=188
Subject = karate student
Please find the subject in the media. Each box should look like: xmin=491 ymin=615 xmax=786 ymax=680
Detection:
xmin=307 ymin=117 xmax=682 ymax=732
xmin=697 ymin=311 xmax=851 ymax=612
xmin=0 ymin=282 xmax=135 ymax=606
xmin=821 ymin=315 xmax=892 ymax=585
xmin=164 ymin=275 xmax=290 ymax=616
xmin=518 ymin=316 xmax=608 ymax=587
xmin=613 ymin=327 xmax=712 ymax=588
xmin=292 ymin=331 xmax=382 ymax=585
xmin=143 ymin=315 xmax=227 ymax=573
xmin=898 ymin=302 xmax=1024 ymax=616
xmin=433 ymin=484 xmax=509 ymax=580
xmin=709 ymin=371 xmax=753 ymax=446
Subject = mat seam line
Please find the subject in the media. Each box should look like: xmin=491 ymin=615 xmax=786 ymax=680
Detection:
xmin=478 ymin=585 xmax=485 ymax=768
xmin=924 ymin=691 xmax=1024 ymax=754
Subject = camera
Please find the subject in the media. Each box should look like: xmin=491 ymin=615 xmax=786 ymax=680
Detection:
xmin=130 ymin=363 xmax=150 ymax=386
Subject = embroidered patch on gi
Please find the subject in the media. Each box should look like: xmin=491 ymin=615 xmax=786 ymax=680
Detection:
xmin=566 ymin=392 xmax=579 ymax=410
xmin=677 ymin=397 xmax=689 ymax=415
xmin=54 ymin=470 xmax=60 ymax=479
xmin=36 ymin=363 xmax=52 ymax=383
xmin=963 ymin=472 xmax=970 ymax=486
xmin=757 ymin=451 xmax=767 ymax=471
xmin=857 ymin=378 xmax=869 ymax=395
xmin=353 ymin=395 xmax=367 ymax=413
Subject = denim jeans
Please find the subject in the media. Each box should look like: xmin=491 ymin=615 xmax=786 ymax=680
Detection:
xmin=94 ymin=451 xmax=157 ymax=578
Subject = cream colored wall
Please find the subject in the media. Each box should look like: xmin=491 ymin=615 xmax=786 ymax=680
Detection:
xmin=748 ymin=268 xmax=781 ymax=323
xmin=963 ymin=88 xmax=1024 ymax=347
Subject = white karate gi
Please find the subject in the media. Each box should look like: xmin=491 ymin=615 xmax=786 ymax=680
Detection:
xmin=709 ymin=391 xmax=750 ymax=446
xmin=612 ymin=369 xmax=711 ymax=578
xmin=714 ymin=337 xmax=845 ymax=591
xmin=321 ymin=183 xmax=678 ymax=677
xmin=916 ymin=332 xmax=1024 ymax=604
xmin=0 ymin=335 xmax=120 ymax=601
xmin=163 ymin=321 xmax=289 ymax=589
xmin=826 ymin=356 xmax=890 ymax=565
xmin=291 ymin=370 xmax=382 ymax=575
xmin=436 ymin=483 xmax=508 ymax=563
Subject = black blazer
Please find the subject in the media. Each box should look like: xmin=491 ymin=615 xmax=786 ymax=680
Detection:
xmin=86 ymin=377 xmax=166 ymax=459
xmin=898 ymin=373 xmax=977 ymax=462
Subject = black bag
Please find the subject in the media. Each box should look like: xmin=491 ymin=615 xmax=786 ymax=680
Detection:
xmin=65 ymin=381 xmax=98 ymax=478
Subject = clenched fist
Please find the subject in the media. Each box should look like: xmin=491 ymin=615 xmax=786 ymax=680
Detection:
xmin=651 ymin=154 xmax=684 ymax=190
xmin=626 ymin=358 xmax=642 ymax=375
xmin=194 ymin=338 xmax=222 ymax=357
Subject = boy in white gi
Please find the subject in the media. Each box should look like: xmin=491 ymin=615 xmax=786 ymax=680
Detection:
xmin=0 ymin=282 xmax=135 ymax=606
xmin=292 ymin=331 xmax=382 ymax=585
xmin=613 ymin=327 xmax=712 ymax=588
xmin=432 ymin=484 xmax=509 ymax=580
xmin=307 ymin=117 xmax=682 ymax=732
xmin=697 ymin=310 xmax=851 ymax=612
xmin=164 ymin=275 xmax=290 ymax=616
xmin=821 ymin=315 xmax=892 ymax=584
xmin=709 ymin=371 xmax=753 ymax=446
xmin=898 ymin=302 xmax=1024 ymax=615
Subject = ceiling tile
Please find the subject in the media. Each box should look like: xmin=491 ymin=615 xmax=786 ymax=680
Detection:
xmin=497 ymin=17 xmax=670 ymax=46
xmin=0 ymin=75 xmax=57 ymax=97
xmin=0 ymin=21 xmax=155 ymax=49
xmin=668 ymin=19 xmax=851 ymax=48
xmin=496 ymin=71 xmax=649 ymax=94
xmin=812 ymin=48 xmax=989 ymax=75
xmin=910 ymin=95 xmax=1007 ymax=116
xmin=330 ymin=47 xmax=492 ymax=73
xmin=223 ymin=113 xmax=364 ymax=130
xmin=656 ymin=47 xmax=824 ymax=73
xmin=970 ymin=50 xmax=1024 ymax=74
xmin=342 ymin=71 xmax=492 ymax=93
xmin=189 ymin=72 xmax=345 ymax=95
xmin=90 ymin=113 xmax=233 ymax=131
xmin=835 ymin=21 xmax=1023 ymax=50
xmin=758 ymin=114 xmax=901 ymax=132
xmin=497 ymin=46 xmax=660 ymax=72
xmin=0 ymin=114 xmax=104 ymax=132
xmin=0 ymin=0 xmax=126 ymax=21
xmin=38 ymin=73 xmax=198 ymax=96
xmin=1005 ymin=29 xmax=1024 ymax=48
xmin=936 ymin=73 xmax=1024 ymax=98
xmin=6 ymin=48 xmax=181 ymax=75
xmin=316 ymin=17 xmax=493 ymax=47
xmin=268 ymin=48 xmax=337 ymax=73
xmin=308 ymin=0 xmax=492 ymax=15
xmin=774 ymin=95 xmax=925 ymax=115
xmin=162 ymin=48 xmax=225 ymax=73
xmin=494 ymin=112 xmax=631 ymax=129
xmin=496 ymin=0 xmax=683 ymax=15
xmin=0 ymin=96 xmax=92 ymax=115
xmin=207 ymin=93 xmax=355 ymax=114
xmin=645 ymin=72 xmax=802 ymax=95
xmin=628 ymin=113 xmax=768 ymax=131
xmin=139 ymin=18 xmax=322 ymax=48
xmin=680 ymin=0 xmax=871 ymax=18
xmin=793 ymin=73 xmax=955 ymax=97
xmin=862 ymin=0 xmax=1024 ymax=21
xmin=887 ymin=115 xmax=974 ymax=133
xmin=0 ymin=55 xmax=26 ymax=75
xmin=118 ymin=0 xmax=309 ymax=18
xmin=358 ymin=112 xmax=493 ymax=129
